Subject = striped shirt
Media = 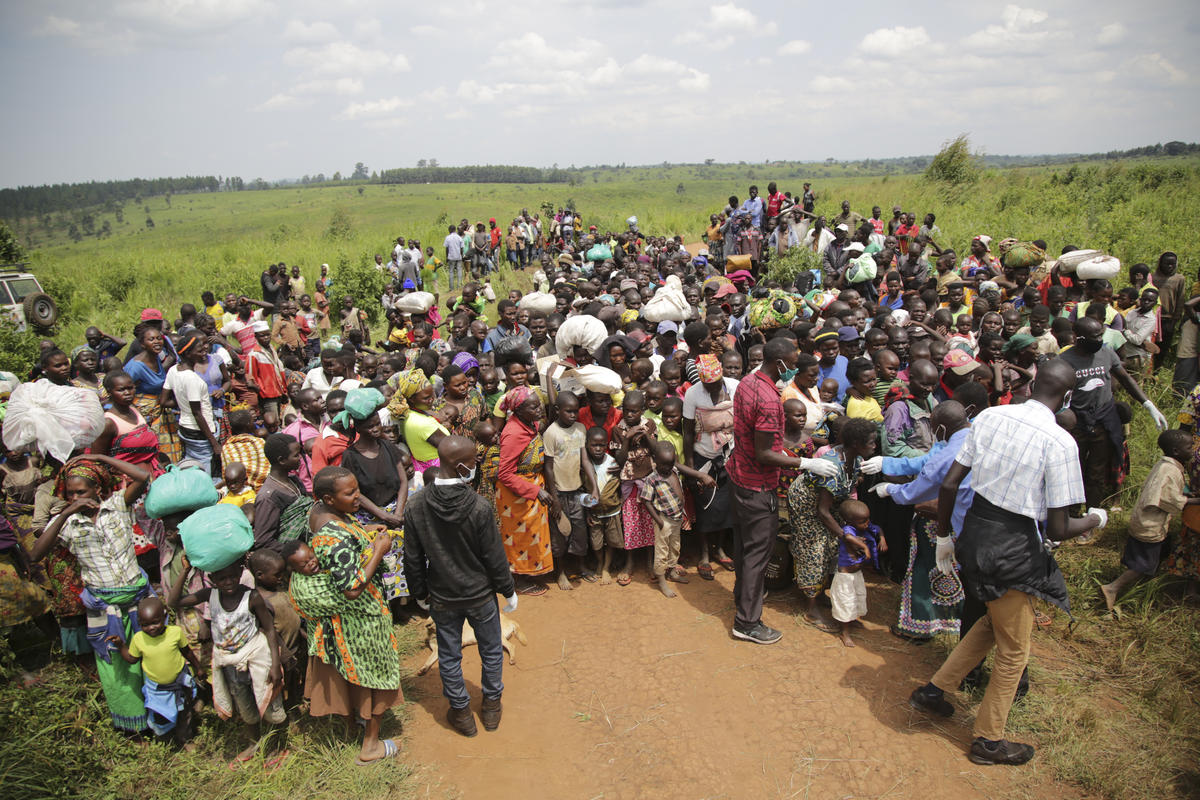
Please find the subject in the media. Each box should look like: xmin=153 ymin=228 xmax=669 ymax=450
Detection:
xmin=955 ymin=401 xmax=1084 ymax=519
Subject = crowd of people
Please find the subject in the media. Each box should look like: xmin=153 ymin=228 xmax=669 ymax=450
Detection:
xmin=2 ymin=182 xmax=1198 ymax=769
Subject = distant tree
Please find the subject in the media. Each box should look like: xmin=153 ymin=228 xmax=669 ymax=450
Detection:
xmin=0 ymin=219 xmax=26 ymax=263
xmin=428 ymin=158 xmax=438 ymax=168
xmin=81 ymin=214 xmax=95 ymax=235
xmin=99 ymin=220 xmax=112 ymax=237
xmin=676 ymin=183 xmax=685 ymax=194
xmin=325 ymin=207 xmax=353 ymax=240
xmin=165 ymin=194 xmax=172 ymax=208
xmin=114 ymin=207 xmax=124 ymax=223
xmin=69 ymin=223 xmax=82 ymax=241
xmin=145 ymin=216 xmax=154 ymax=230
xmin=357 ymin=186 xmax=365 ymax=195
xmin=314 ymin=173 xmax=326 ymax=183
xmin=332 ymin=171 xmax=342 ymax=181
xmin=352 ymin=162 xmax=369 ymax=180
xmin=417 ymin=159 xmax=427 ymax=168
xmin=925 ymin=134 xmax=982 ymax=185
xmin=704 ymin=158 xmax=715 ymax=165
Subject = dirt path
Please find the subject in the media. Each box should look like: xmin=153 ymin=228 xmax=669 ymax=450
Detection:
xmin=403 ymin=570 xmax=1081 ymax=800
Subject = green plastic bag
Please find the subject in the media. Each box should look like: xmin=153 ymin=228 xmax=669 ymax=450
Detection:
xmin=846 ymin=253 xmax=878 ymax=284
xmin=144 ymin=465 xmax=219 ymax=519
xmin=179 ymin=503 xmax=254 ymax=572
xmin=586 ymin=244 xmax=612 ymax=262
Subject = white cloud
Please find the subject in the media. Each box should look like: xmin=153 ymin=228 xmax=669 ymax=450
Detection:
xmin=339 ymin=97 xmax=413 ymax=119
xmin=283 ymin=42 xmax=411 ymax=76
xmin=708 ymin=3 xmax=755 ymax=31
xmin=412 ymin=25 xmax=437 ymax=36
xmin=254 ymin=93 xmax=309 ymax=112
xmin=294 ymin=78 xmax=364 ymax=96
xmin=700 ymin=3 xmax=775 ymax=39
xmin=35 ymin=16 xmax=83 ymax=38
xmin=963 ymin=5 xmax=1061 ymax=49
xmin=1130 ymin=53 xmax=1187 ymax=84
xmin=1097 ymin=23 xmax=1126 ymax=46
xmin=488 ymin=33 xmax=603 ymax=71
xmin=859 ymin=26 xmax=929 ymax=58
xmin=679 ymin=68 xmax=711 ymax=92
xmin=283 ymin=20 xmax=339 ymax=43
xmin=778 ymin=40 xmax=811 ymax=56
xmin=809 ymin=75 xmax=854 ymax=93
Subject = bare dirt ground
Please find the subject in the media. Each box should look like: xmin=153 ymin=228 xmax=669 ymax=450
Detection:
xmin=403 ymin=568 xmax=1088 ymax=800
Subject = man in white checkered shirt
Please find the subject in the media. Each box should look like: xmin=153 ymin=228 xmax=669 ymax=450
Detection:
xmin=908 ymin=359 xmax=1105 ymax=767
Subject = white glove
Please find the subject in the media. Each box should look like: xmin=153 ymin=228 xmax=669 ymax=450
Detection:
xmin=502 ymin=593 xmax=518 ymax=613
xmin=1086 ymin=507 xmax=1109 ymax=531
xmin=934 ymin=536 xmax=956 ymax=576
xmin=860 ymin=456 xmax=884 ymax=475
xmin=1143 ymin=400 xmax=1169 ymax=432
xmin=799 ymin=457 xmax=838 ymax=478
xmin=870 ymin=482 xmax=892 ymax=498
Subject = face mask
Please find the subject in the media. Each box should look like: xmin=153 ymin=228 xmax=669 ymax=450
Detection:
xmin=1060 ymin=390 xmax=1073 ymax=412
xmin=1077 ymin=338 xmax=1103 ymax=354
xmin=457 ymin=464 xmax=477 ymax=483
xmin=778 ymin=359 xmax=799 ymax=383
xmin=934 ymin=425 xmax=948 ymax=443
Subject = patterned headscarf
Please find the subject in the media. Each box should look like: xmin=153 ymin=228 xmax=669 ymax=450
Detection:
xmin=697 ymin=353 xmax=724 ymax=384
xmin=54 ymin=459 xmax=116 ymax=499
xmin=387 ymin=369 xmax=431 ymax=419
xmin=498 ymin=385 xmax=536 ymax=417
xmin=452 ymin=351 xmax=479 ymax=374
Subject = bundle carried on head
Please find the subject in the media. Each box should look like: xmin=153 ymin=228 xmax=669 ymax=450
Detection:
xmin=748 ymin=290 xmax=798 ymax=331
xmin=997 ymin=239 xmax=1046 ymax=269
xmin=2 ymin=381 xmax=105 ymax=463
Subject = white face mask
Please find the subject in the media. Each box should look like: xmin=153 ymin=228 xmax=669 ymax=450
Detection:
xmin=456 ymin=464 xmax=477 ymax=483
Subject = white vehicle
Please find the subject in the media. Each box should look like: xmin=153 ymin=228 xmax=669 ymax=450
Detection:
xmin=0 ymin=267 xmax=58 ymax=331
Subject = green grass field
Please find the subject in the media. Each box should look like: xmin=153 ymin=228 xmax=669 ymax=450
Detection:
xmin=3 ymin=157 xmax=1200 ymax=799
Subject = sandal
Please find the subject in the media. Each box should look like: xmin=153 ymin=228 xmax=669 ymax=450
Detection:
xmin=616 ymin=573 xmax=632 ymax=586
xmin=1034 ymin=610 xmax=1053 ymax=629
xmin=802 ymin=614 xmax=839 ymax=634
xmin=697 ymin=563 xmax=715 ymax=581
xmin=517 ymin=582 xmax=548 ymax=597
xmin=717 ymin=557 xmax=735 ymax=572
xmin=355 ymin=738 xmax=401 ymax=766
xmin=581 ymin=571 xmax=599 ymax=583
xmin=264 ymin=750 xmax=290 ymax=771
xmin=667 ymin=567 xmax=690 ymax=584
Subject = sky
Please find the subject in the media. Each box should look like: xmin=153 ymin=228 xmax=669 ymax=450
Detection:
xmin=2 ymin=0 xmax=1197 ymax=188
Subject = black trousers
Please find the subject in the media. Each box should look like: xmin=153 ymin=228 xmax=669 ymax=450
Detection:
xmin=731 ymin=485 xmax=778 ymax=630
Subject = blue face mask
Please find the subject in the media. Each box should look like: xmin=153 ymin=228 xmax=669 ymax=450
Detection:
xmin=778 ymin=359 xmax=799 ymax=383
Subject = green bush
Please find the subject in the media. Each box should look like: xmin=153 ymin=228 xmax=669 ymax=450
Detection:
xmin=766 ymin=246 xmax=822 ymax=288
xmin=925 ymin=134 xmax=982 ymax=186
xmin=0 ymin=319 xmax=42 ymax=378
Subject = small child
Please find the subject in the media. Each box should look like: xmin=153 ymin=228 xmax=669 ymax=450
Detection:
xmin=640 ymin=441 xmax=688 ymax=598
xmin=719 ymin=350 xmax=743 ymax=380
xmin=479 ymin=367 xmax=504 ymax=414
xmin=745 ymin=343 xmax=764 ymax=374
xmin=642 ymin=379 xmax=667 ymax=426
xmin=219 ymin=462 xmax=257 ymax=509
xmin=833 ymin=499 xmax=885 ymax=647
xmin=612 ymin=391 xmax=657 ymax=585
xmin=947 ymin=314 xmax=977 ymax=354
xmin=248 ymin=549 xmax=305 ymax=708
xmin=658 ymin=359 xmax=686 ymax=399
xmin=542 ymin=392 xmax=593 ymax=590
xmin=583 ymin=426 xmax=624 ymax=585
xmin=1102 ymin=429 xmax=1198 ymax=609
xmin=108 ymin=596 xmax=203 ymax=747
xmin=168 ymin=554 xmax=286 ymax=767
xmin=629 ymin=358 xmax=654 ymax=389
xmin=474 ymin=419 xmax=501 ymax=514
xmin=818 ymin=377 xmax=842 ymax=406
xmin=282 ymin=540 xmax=320 ymax=577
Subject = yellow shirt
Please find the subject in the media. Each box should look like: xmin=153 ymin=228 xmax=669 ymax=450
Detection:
xmin=219 ymin=487 xmax=257 ymax=507
xmin=205 ymin=303 xmax=224 ymax=319
xmin=846 ymin=394 xmax=884 ymax=423
xmin=128 ymin=626 xmax=187 ymax=685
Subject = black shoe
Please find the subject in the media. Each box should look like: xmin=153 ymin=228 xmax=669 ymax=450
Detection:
xmin=968 ymin=737 xmax=1035 ymax=765
xmin=731 ymin=622 xmax=783 ymax=645
xmin=960 ymin=665 xmax=985 ymax=692
xmin=909 ymin=684 xmax=954 ymax=718
xmin=480 ymin=696 xmax=502 ymax=731
xmin=447 ymin=705 xmax=477 ymax=737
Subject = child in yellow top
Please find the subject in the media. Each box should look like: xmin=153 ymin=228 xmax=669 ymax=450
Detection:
xmin=109 ymin=596 xmax=203 ymax=746
xmin=218 ymin=462 xmax=257 ymax=508
xmin=844 ymin=358 xmax=883 ymax=423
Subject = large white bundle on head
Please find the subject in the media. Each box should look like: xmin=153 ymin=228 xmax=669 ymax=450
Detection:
xmin=2 ymin=380 xmax=106 ymax=462
xmin=1055 ymin=249 xmax=1104 ymax=273
xmin=642 ymin=274 xmax=693 ymax=323
xmin=566 ymin=365 xmax=622 ymax=395
xmin=555 ymin=314 xmax=608 ymax=359
xmin=519 ymin=270 xmax=557 ymax=313
xmin=395 ymin=291 xmax=435 ymax=314
xmin=1075 ymin=254 xmax=1121 ymax=280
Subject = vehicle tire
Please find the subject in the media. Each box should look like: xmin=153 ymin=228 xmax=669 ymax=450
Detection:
xmin=23 ymin=292 xmax=58 ymax=329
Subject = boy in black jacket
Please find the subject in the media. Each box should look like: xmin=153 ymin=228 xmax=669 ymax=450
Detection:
xmin=403 ymin=435 xmax=517 ymax=738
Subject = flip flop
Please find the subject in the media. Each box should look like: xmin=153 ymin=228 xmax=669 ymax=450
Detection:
xmin=581 ymin=571 xmax=600 ymax=583
xmin=717 ymin=557 xmax=735 ymax=572
xmin=355 ymin=738 xmax=401 ymax=766
xmin=697 ymin=563 xmax=715 ymax=581
xmin=616 ymin=573 xmax=632 ymax=586
xmin=517 ymin=583 xmax=548 ymax=596
xmin=264 ymin=750 xmax=290 ymax=771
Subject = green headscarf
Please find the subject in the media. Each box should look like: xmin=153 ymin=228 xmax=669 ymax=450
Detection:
xmin=332 ymin=387 xmax=385 ymax=429
xmin=1003 ymin=332 xmax=1038 ymax=356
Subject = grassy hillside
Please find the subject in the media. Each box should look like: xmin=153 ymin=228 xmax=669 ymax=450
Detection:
xmin=12 ymin=156 xmax=1199 ymax=351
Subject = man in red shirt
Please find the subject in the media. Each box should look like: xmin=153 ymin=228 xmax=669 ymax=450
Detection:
xmin=765 ymin=181 xmax=787 ymax=221
xmin=728 ymin=337 xmax=837 ymax=644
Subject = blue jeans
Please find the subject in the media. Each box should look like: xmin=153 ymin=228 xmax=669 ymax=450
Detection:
xmin=429 ymin=598 xmax=504 ymax=709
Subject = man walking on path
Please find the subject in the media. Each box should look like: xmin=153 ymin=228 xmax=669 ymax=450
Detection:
xmin=908 ymin=360 xmax=1103 ymax=765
